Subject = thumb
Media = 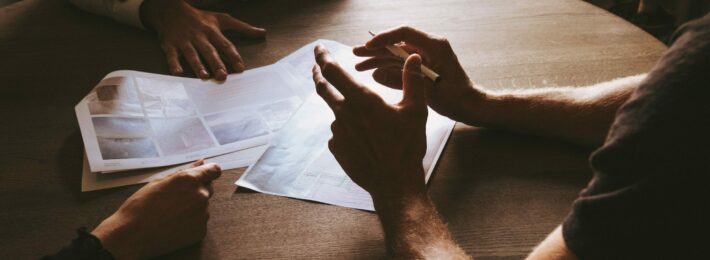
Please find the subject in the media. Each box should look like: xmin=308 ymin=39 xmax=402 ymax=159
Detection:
xmin=401 ymin=54 xmax=430 ymax=106
xmin=191 ymin=159 xmax=205 ymax=167
xmin=218 ymin=15 xmax=266 ymax=38
xmin=188 ymin=163 xmax=222 ymax=183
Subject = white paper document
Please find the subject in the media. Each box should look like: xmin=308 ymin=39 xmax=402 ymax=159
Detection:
xmin=236 ymin=41 xmax=456 ymax=211
xmin=81 ymin=145 xmax=267 ymax=192
xmin=78 ymin=39 xmax=365 ymax=190
xmin=77 ymin=39 xmax=454 ymax=202
xmin=76 ymin=67 xmax=308 ymax=172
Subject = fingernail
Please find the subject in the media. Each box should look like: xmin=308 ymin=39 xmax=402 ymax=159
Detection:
xmin=200 ymin=69 xmax=209 ymax=78
xmin=235 ymin=63 xmax=245 ymax=72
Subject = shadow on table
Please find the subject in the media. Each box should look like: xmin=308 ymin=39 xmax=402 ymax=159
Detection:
xmin=56 ymin=130 xmax=141 ymax=202
xmin=425 ymin=125 xmax=592 ymax=257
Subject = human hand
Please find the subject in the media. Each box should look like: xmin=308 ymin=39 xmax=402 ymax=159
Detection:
xmin=354 ymin=26 xmax=487 ymax=125
xmin=141 ymin=0 xmax=266 ymax=81
xmin=312 ymin=45 xmax=431 ymax=202
xmin=92 ymin=160 xmax=221 ymax=259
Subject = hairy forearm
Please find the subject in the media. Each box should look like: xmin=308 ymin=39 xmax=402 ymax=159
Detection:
xmin=373 ymin=191 xmax=470 ymax=259
xmin=472 ymin=74 xmax=647 ymax=147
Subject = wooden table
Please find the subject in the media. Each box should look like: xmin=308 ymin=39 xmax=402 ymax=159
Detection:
xmin=0 ymin=0 xmax=665 ymax=258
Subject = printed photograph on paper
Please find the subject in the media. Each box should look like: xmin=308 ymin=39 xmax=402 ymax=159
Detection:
xmin=150 ymin=117 xmax=215 ymax=156
xmin=136 ymin=77 xmax=196 ymax=117
xmin=87 ymin=77 xmax=143 ymax=116
xmin=258 ymin=98 xmax=302 ymax=131
xmin=92 ymin=117 xmax=158 ymax=159
xmin=204 ymin=109 xmax=270 ymax=146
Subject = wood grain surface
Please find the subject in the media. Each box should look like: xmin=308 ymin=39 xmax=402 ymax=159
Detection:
xmin=0 ymin=0 xmax=666 ymax=259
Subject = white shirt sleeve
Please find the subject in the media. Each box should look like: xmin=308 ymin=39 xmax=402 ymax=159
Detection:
xmin=69 ymin=0 xmax=146 ymax=29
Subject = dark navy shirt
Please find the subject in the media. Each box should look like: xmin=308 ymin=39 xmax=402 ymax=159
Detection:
xmin=563 ymin=14 xmax=710 ymax=259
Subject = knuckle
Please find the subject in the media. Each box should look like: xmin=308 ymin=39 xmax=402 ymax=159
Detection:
xmin=321 ymin=61 xmax=338 ymax=74
xmin=315 ymin=79 xmax=329 ymax=90
xmin=218 ymin=40 xmax=233 ymax=50
xmin=435 ymin=37 xmax=453 ymax=51
xmin=334 ymin=107 xmax=347 ymax=118
xmin=400 ymin=25 xmax=414 ymax=32
xmin=199 ymin=22 xmax=215 ymax=32
xmin=173 ymin=172 xmax=196 ymax=185
xmin=214 ymin=12 xmax=230 ymax=21
xmin=199 ymin=190 xmax=210 ymax=201
xmin=327 ymin=138 xmax=336 ymax=150
xmin=330 ymin=122 xmax=338 ymax=132
xmin=194 ymin=189 xmax=210 ymax=202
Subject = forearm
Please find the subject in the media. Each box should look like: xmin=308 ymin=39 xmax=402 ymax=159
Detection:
xmin=373 ymin=191 xmax=470 ymax=259
xmin=472 ymin=74 xmax=646 ymax=147
xmin=69 ymin=0 xmax=146 ymax=29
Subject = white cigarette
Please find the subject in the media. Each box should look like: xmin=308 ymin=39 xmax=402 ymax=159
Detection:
xmin=368 ymin=31 xmax=441 ymax=83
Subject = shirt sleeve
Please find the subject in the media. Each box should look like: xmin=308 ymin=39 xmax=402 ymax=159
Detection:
xmin=69 ymin=0 xmax=146 ymax=29
xmin=562 ymin=14 xmax=710 ymax=259
xmin=41 ymin=227 xmax=115 ymax=260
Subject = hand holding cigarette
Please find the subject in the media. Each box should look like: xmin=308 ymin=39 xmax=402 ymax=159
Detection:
xmin=353 ymin=26 xmax=486 ymax=125
xmin=368 ymin=31 xmax=441 ymax=83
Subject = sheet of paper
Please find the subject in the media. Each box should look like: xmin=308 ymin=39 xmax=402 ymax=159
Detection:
xmin=81 ymin=145 xmax=267 ymax=192
xmin=236 ymin=41 xmax=456 ymax=211
xmin=76 ymin=65 xmax=307 ymax=172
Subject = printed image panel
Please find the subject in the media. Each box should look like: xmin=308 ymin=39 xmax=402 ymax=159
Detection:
xmin=151 ymin=117 xmax=215 ymax=156
xmin=89 ymin=102 xmax=143 ymax=117
xmin=97 ymin=137 xmax=159 ymax=159
xmin=92 ymin=117 xmax=152 ymax=138
xmin=136 ymin=78 xmax=195 ymax=117
xmin=258 ymin=98 xmax=301 ymax=131
xmin=87 ymin=77 xmax=142 ymax=116
xmin=92 ymin=117 xmax=158 ymax=159
xmin=204 ymin=109 xmax=270 ymax=146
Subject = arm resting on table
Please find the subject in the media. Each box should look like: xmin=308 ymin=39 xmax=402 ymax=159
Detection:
xmin=474 ymin=74 xmax=646 ymax=147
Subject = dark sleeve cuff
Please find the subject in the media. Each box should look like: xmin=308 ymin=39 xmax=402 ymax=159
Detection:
xmin=41 ymin=227 xmax=114 ymax=260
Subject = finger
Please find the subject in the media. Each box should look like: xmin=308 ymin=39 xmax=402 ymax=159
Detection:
xmin=366 ymin=26 xmax=440 ymax=52
xmin=217 ymin=14 xmax=266 ymax=38
xmin=399 ymin=43 xmax=430 ymax=63
xmin=314 ymin=44 xmax=369 ymax=103
xmin=401 ymin=54 xmax=431 ymax=106
xmin=192 ymin=159 xmax=205 ymax=167
xmin=373 ymin=68 xmax=404 ymax=89
xmin=355 ymin=56 xmax=403 ymax=71
xmin=352 ymin=45 xmax=396 ymax=57
xmin=312 ymin=65 xmax=344 ymax=110
xmin=180 ymin=43 xmax=210 ymax=79
xmin=187 ymin=163 xmax=222 ymax=183
xmin=162 ymin=45 xmax=184 ymax=75
xmin=194 ymin=38 xmax=228 ymax=81
xmin=206 ymin=30 xmax=245 ymax=72
xmin=205 ymin=182 xmax=215 ymax=198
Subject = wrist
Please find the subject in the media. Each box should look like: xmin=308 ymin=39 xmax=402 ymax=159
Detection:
xmin=460 ymin=83 xmax=499 ymax=127
xmin=140 ymin=0 xmax=181 ymax=31
xmin=370 ymin=166 xmax=428 ymax=212
xmin=92 ymin=213 xmax=140 ymax=260
xmin=373 ymin=190 xmax=433 ymax=227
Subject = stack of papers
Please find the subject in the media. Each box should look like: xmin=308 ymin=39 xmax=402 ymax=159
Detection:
xmin=77 ymin=40 xmax=455 ymax=211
